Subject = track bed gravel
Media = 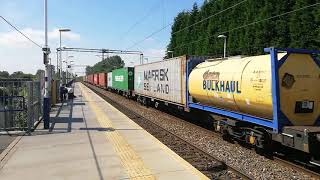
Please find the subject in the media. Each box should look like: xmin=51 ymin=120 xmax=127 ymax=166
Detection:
xmin=86 ymin=83 xmax=317 ymax=180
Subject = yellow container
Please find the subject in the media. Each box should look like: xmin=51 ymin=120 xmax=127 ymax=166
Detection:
xmin=188 ymin=53 xmax=320 ymax=125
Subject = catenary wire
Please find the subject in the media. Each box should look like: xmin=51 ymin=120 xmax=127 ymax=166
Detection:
xmin=126 ymin=23 xmax=172 ymax=50
xmin=126 ymin=0 xmax=247 ymax=50
xmin=0 ymin=16 xmax=42 ymax=48
xmin=121 ymin=0 xmax=162 ymax=40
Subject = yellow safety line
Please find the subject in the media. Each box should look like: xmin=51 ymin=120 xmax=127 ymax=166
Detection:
xmin=81 ymin=85 xmax=208 ymax=179
xmin=79 ymin=84 xmax=155 ymax=180
xmin=80 ymin=83 xmax=209 ymax=180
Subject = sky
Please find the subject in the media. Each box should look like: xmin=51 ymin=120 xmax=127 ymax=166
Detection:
xmin=0 ymin=0 xmax=204 ymax=75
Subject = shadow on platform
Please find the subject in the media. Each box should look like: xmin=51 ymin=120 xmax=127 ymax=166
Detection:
xmin=79 ymin=127 xmax=115 ymax=132
xmin=49 ymin=99 xmax=84 ymax=133
xmin=72 ymin=102 xmax=86 ymax=106
xmin=52 ymin=117 xmax=83 ymax=123
xmin=79 ymin=128 xmax=143 ymax=131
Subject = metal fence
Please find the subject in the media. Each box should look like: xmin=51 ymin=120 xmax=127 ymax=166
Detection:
xmin=0 ymin=79 xmax=42 ymax=132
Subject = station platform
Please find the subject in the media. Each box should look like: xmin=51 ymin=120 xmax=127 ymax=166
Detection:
xmin=0 ymin=83 xmax=208 ymax=180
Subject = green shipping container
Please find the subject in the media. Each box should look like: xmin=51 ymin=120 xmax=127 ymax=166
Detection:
xmin=112 ymin=67 xmax=134 ymax=91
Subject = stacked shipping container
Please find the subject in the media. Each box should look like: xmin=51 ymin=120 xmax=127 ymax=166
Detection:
xmin=98 ymin=73 xmax=107 ymax=87
xmin=87 ymin=74 xmax=94 ymax=84
xmin=112 ymin=67 xmax=134 ymax=92
xmin=93 ymin=74 xmax=99 ymax=85
xmin=134 ymin=56 xmax=188 ymax=107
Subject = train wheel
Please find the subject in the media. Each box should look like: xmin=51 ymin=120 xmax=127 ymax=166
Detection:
xmin=142 ymin=97 xmax=149 ymax=108
xmin=138 ymin=96 xmax=143 ymax=105
xmin=155 ymin=102 xmax=159 ymax=109
xmin=254 ymin=127 xmax=273 ymax=158
xmin=222 ymin=126 xmax=232 ymax=142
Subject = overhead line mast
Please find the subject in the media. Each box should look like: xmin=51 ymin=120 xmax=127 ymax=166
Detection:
xmin=57 ymin=47 xmax=145 ymax=64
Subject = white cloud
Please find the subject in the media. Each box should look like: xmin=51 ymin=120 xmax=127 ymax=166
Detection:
xmin=144 ymin=48 xmax=166 ymax=59
xmin=145 ymin=37 xmax=155 ymax=42
xmin=0 ymin=28 xmax=80 ymax=48
xmin=0 ymin=28 xmax=81 ymax=74
xmin=0 ymin=27 xmax=167 ymax=74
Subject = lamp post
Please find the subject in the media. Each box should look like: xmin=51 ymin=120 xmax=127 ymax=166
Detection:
xmin=59 ymin=28 xmax=71 ymax=82
xmin=43 ymin=0 xmax=51 ymax=129
xmin=68 ymin=62 xmax=75 ymax=79
xmin=218 ymin=34 xmax=227 ymax=58
xmin=63 ymin=56 xmax=74 ymax=83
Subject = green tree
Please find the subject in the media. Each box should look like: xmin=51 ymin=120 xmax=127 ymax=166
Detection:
xmin=86 ymin=55 xmax=125 ymax=75
xmin=10 ymin=71 xmax=35 ymax=79
xmin=313 ymin=4 xmax=320 ymax=47
xmin=167 ymin=0 xmax=320 ymax=57
xmin=187 ymin=3 xmax=199 ymax=55
xmin=167 ymin=12 xmax=189 ymax=56
xmin=0 ymin=71 xmax=10 ymax=78
xmin=85 ymin=66 xmax=94 ymax=75
xmin=35 ymin=69 xmax=45 ymax=80
xmin=289 ymin=0 xmax=317 ymax=49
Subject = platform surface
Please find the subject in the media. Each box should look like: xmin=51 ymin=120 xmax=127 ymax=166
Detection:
xmin=0 ymin=83 xmax=208 ymax=180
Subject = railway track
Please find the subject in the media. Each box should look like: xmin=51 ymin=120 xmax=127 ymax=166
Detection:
xmin=273 ymin=157 xmax=320 ymax=179
xmin=84 ymin=82 xmax=320 ymax=179
xmin=84 ymin=82 xmax=253 ymax=180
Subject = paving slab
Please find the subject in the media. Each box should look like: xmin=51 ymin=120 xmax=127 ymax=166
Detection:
xmin=0 ymin=135 xmax=16 ymax=154
xmin=0 ymin=83 xmax=208 ymax=180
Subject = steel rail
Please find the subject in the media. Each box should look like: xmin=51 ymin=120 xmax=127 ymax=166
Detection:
xmin=83 ymin=82 xmax=320 ymax=179
xmin=84 ymin=82 xmax=254 ymax=180
xmin=274 ymin=157 xmax=320 ymax=179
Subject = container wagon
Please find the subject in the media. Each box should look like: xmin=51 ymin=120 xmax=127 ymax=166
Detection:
xmin=98 ymin=73 xmax=107 ymax=88
xmin=187 ymin=47 xmax=320 ymax=162
xmin=134 ymin=55 xmax=205 ymax=110
xmin=82 ymin=47 xmax=320 ymax=165
xmin=111 ymin=67 xmax=134 ymax=97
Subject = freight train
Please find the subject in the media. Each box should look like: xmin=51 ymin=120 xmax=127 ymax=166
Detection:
xmin=84 ymin=47 xmax=320 ymax=165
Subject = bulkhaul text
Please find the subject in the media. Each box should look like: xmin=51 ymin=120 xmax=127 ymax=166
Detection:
xmin=203 ymin=80 xmax=241 ymax=94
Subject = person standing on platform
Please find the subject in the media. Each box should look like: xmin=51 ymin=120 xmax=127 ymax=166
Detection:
xmin=59 ymin=85 xmax=66 ymax=102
